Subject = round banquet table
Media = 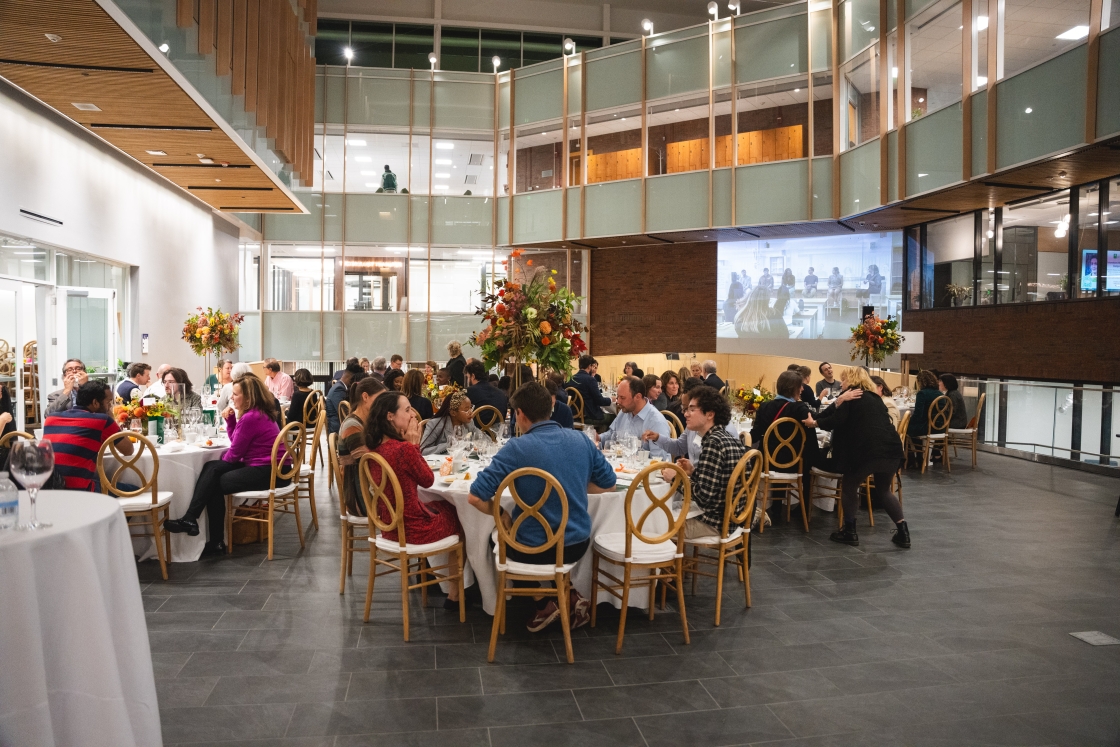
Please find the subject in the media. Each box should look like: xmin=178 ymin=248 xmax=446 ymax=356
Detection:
xmin=419 ymin=469 xmax=670 ymax=615
xmin=104 ymin=442 xmax=229 ymax=563
xmin=0 ymin=491 xmax=162 ymax=747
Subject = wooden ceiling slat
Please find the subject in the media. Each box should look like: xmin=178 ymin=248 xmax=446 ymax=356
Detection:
xmin=231 ymin=0 xmax=246 ymax=95
xmin=198 ymin=0 xmax=216 ymax=56
xmin=216 ymin=0 xmax=233 ymax=77
xmin=244 ymin=0 xmax=258 ymax=112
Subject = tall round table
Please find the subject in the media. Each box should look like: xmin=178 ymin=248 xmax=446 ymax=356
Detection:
xmin=0 ymin=491 xmax=162 ymax=747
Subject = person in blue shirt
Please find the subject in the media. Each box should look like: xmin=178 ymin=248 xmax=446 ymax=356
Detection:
xmin=468 ymin=381 xmax=616 ymax=633
xmin=544 ymin=378 xmax=574 ymax=428
xmin=565 ymin=355 xmax=612 ymax=426
xmin=595 ymin=376 xmax=671 ymax=459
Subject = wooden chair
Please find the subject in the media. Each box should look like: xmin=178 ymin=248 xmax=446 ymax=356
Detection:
xmin=907 ymin=395 xmax=952 ymax=474
xmin=337 ymin=399 xmax=352 ymax=421
xmin=757 ymin=417 xmax=808 ymax=532
xmin=96 ymin=432 xmax=173 ymax=580
xmin=302 ymin=390 xmax=325 ymax=468
xmin=487 ymin=467 xmax=577 ymax=663
xmin=473 ymin=405 xmax=503 ymax=440
xmin=591 ymin=462 xmax=691 ymax=654
xmin=739 ymin=430 xmax=751 ymax=448
xmin=947 ymin=392 xmax=986 ymax=469
xmin=661 ymin=410 xmax=684 ymax=439
xmin=0 ymin=430 xmax=33 ymax=451
xmin=860 ymin=410 xmax=911 ymax=516
xmin=296 ymin=409 xmax=325 ymax=532
xmin=566 ymin=387 xmax=585 ymax=426
xmin=684 ymin=449 xmax=762 ymax=626
xmin=330 ymin=433 xmax=368 ymax=594
xmin=810 ymin=464 xmax=859 ymax=527
xmin=359 ymin=452 xmax=465 ymax=641
xmin=226 ymin=421 xmax=305 ymax=560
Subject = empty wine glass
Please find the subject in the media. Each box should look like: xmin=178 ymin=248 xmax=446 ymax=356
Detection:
xmin=129 ymin=418 xmax=143 ymax=434
xmin=10 ymin=439 xmax=55 ymax=530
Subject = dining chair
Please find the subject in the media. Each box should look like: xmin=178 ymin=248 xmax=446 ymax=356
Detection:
xmin=473 ymin=405 xmax=503 ymax=440
xmin=337 ymin=399 xmax=352 ymax=421
xmin=296 ymin=409 xmax=325 ymax=532
xmin=683 ymin=449 xmax=762 ymax=626
xmin=226 ymin=421 xmax=306 ymax=560
xmin=359 ymin=452 xmax=465 ymax=641
xmin=857 ymin=410 xmax=912 ymax=516
xmin=329 ymin=433 xmax=368 ymax=594
xmin=907 ymin=395 xmax=952 ymax=474
xmin=811 ymin=464 xmax=858 ymax=527
xmin=487 ymin=467 xmax=577 ymax=663
xmin=739 ymin=430 xmax=751 ymax=448
xmin=302 ymin=390 xmax=325 ymax=469
xmin=661 ymin=409 xmax=684 ymax=439
xmin=0 ymin=430 xmax=33 ymax=451
xmin=96 ymin=432 xmax=173 ymax=579
xmin=758 ymin=416 xmax=808 ymax=532
xmin=947 ymin=392 xmax=985 ymax=469
xmin=566 ymin=387 xmax=585 ymax=426
xmin=591 ymin=462 xmax=691 ymax=654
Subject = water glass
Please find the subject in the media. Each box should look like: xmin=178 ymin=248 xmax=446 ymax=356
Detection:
xmin=10 ymin=439 xmax=54 ymax=530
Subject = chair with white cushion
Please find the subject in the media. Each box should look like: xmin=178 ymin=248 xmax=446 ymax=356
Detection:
xmin=487 ymin=467 xmax=577 ymax=663
xmin=757 ymin=416 xmax=808 ymax=532
xmin=907 ymin=395 xmax=952 ymax=474
xmin=947 ymin=392 xmax=985 ymax=469
xmin=359 ymin=452 xmax=466 ymax=641
xmin=225 ymin=421 xmax=305 ymax=560
xmin=684 ymin=449 xmax=762 ymax=626
xmin=330 ymin=433 xmax=368 ymax=594
xmin=97 ymin=432 xmax=173 ymax=579
xmin=296 ymin=408 xmax=325 ymax=532
xmin=591 ymin=462 xmax=691 ymax=654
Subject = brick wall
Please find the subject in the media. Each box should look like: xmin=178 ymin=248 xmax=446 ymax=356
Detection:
xmin=903 ymin=298 xmax=1120 ymax=384
xmin=589 ymin=242 xmax=717 ymax=356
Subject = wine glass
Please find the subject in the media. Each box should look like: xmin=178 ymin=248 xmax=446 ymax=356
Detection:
xmin=10 ymin=439 xmax=55 ymax=530
xmin=129 ymin=418 xmax=143 ymax=435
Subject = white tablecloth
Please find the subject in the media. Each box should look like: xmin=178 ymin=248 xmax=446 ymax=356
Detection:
xmin=105 ymin=443 xmax=229 ymax=562
xmin=419 ymin=472 xmax=669 ymax=615
xmin=0 ymin=491 xmax=162 ymax=747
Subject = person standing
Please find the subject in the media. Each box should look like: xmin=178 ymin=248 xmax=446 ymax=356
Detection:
xmin=566 ymin=355 xmax=612 ymax=426
xmin=381 ymin=164 xmax=398 ymax=193
xmin=870 ymin=375 xmax=901 ymax=427
xmin=802 ymin=366 xmax=909 ymax=548
xmin=700 ymin=360 xmax=725 ymax=392
xmin=446 ymin=341 xmax=467 ymax=387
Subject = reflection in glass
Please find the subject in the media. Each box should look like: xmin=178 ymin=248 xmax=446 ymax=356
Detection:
xmin=735 ymin=77 xmax=809 ymax=166
xmin=315 ymin=20 xmax=351 ymax=66
xmin=647 ymin=96 xmax=709 ymax=176
xmin=585 ymin=106 xmax=642 ymax=183
xmin=1106 ymin=178 xmax=1120 ymax=296
xmin=0 ymin=236 xmax=49 ymax=281
xmin=441 ymin=27 xmax=481 ymax=72
xmin=908 ymin=0 xmax=963 ymax=117
xmin=481 ymin=30 xmax=520 ymax=72
xmin=341 ymin=132 xmax=413 ymax=194
xmin=812 ymin=72 xmax=834 ymax=156
xmin=905 ymin=226 xmax=921 ymax=309
xmin=239 ymin=243 xmax=261 ymax=311
xmin=1001 ymin=0 xmax=1090 ymax=79
xmin=1073 ymin=183 xmax=1099 ymax=298
xmin=430 ymin=133 xmax=495 ymax=196
xmin=343 ymin=247 xmax=405 ymax=311
xmin=268 ymin=244 xmax=333 ymax=311
xmin=979 ymin=209 xmax=995 ymax=304
xmin=515 ymin=121 xmax=563 ymax=191
xmin=394 ymin=25 xmax=436 ymax=70
xmin=1001 ymin=190 xmax=1074 ymax=303
xmin=350 ymin=22 xmax=393 ymax=68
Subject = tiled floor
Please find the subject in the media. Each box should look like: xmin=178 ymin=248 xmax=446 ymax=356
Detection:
xmin=141 ymin=453 xmax=1120 ymax=746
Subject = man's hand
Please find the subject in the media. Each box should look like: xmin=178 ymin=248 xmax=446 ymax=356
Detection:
xmin=63 ymin=370 xmax=88 ymax=394
xmin=660 ymin=466 xmax=677 ymax=482
xmin=641 ymin=429 xmax=660 ymax=443
xmin=675 ymin=458 xmax=695 ymax=476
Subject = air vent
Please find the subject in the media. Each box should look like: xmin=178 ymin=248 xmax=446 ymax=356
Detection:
xmin=464 ymin=175 xmax=478 ymax=185
xmin=468 ymin=153 xmax=485 ymax=165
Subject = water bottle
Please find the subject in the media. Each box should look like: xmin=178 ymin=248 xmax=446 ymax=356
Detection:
xmin=0 ymin=472 xmax=17 ymax=530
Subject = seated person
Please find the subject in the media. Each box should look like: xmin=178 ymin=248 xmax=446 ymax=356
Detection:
xmin=264 ymin=361 xmax=295 ymax=401
xmin=666 ymin=386 xmax=748 ymax=540
xmin=338 ymin=377 xmax=386 ymax=517
xmin=870 ymin=375 xmax=901 ymax=427
xmin=45 ymin=358 xmax=88 ymax=416
xmin=595 ymin=376 xmax=671 ymax=459
xmin=468 ymin=382 xmax=616 ymax=632
xmin=419 ymin=391 xmax=479 ymax=455
xmin=565 ymin=355 xmax=612 ymax=424
xmin=544 ymin=378 xmax=574 ymax=428
xmin=815 ymin=361 xmax=843 ymax=401
xmin=285 ymin=368 xmax=316 ymax=425
xmin=218 ymin=362 xmax=253 ymax=414
xmin=327 ymin=361 xmax=364 ymax=435
xmin=117 ymin=362 xmax=151 ymax=402
xmin=643 ymin=387 xmax=702 ymax=462
xmin=750 ymin=370 xmax=822 ymax=509
xmin=383 ymin=368 xmax=405 ymax=393
xmin=43 ymin=380 xmax=133 ymax=491
xmin=464 ymin=360 xmax=508 ymax=416
xmin=365 ymin=391 xmax=463 ymax=608
xmin=402 ymin=369 xmax=434 ymax=420
xmin=804 ymin=267 xmax=819 ymax=297
xmin=700 ymin=360 xmax=725 ymax=391
xmin=907 ymin=369 xmax=944 ymax=441
xmin=623 ymin=361 xmax=644 ymax=379
xmin=939 ymin=374 xmax=968 ymax=429
xmin=644 ymin=374 xmax=668 ymax=411
xmin=161 ymin=367 xmax=203 ymax=410
xmin=164 ymin=374 xmax=287 ymax=554
xmin=436 ymin=368 xmax=451 ymax=387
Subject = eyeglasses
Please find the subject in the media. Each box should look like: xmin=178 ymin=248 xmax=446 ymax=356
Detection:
xmin=63 ymin=366 xmax=84 ymax=375
xmin=685 ymin=405 xmax=703 ymax=413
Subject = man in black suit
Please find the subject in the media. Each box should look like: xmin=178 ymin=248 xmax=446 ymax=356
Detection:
xmin=464 ymin=360 xmax=508 ymax=416
xmin=701 ymin=359 xmax=725 ymax=392
xmin=566 ymin=355 xmax=612 ymax=426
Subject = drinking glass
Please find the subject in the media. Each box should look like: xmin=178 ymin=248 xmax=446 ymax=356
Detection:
xmin=129 ymin=418 xmax=143 ymax=434
xmin=10 ymin=439 xmax=54 ymax=530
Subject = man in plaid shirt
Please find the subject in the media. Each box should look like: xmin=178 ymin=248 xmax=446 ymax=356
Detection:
xmin=663 ymin=385 xmax=747 ymax=540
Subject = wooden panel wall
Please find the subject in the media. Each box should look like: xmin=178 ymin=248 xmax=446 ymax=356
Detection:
xmin=587 ymin=148 xmax=642 ymax=183
xmin=737 ymin=125 xmax=804 ymax=165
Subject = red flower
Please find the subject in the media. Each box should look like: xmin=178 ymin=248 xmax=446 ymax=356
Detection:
xmin=495 ymin=303 xmax=507 ymax=315
xmin=541 ymin=336 xmax=551 ymax=345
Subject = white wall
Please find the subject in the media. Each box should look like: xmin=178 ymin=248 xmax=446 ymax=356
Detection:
xmin=0 ymin=80 xmax=240 ymax=375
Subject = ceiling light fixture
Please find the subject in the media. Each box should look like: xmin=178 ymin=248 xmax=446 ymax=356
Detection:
xmin=1056 ymin=25 xmax=1089 ymax=40
xmin=492 ymin=55 xmax=501 ymax=71
xmin=708 ymin=1 xmax=719 ymax=19
xmin=977 ymin=15 xmax=989 ymax=30
xmin=1024 ymin=107 xmax=1032 ymax=114
xmin=428 ymin=52 xmax=437 ymax=70
xmin=434 ymin=184 xmax=450 ymax=190
xmin=641 ymin=18 xmax=654 ymax=35
xmin=728 ymin=2 xmax=741 ymax=15
xmin=563 ymin=37 xmax=575 ymax=55
xmin=158 ymin=42 xmax=170 ymax=53
xmin=343 ymin=47 xmax=354 ymax=62
xmin=435 ymin=142 xmax=455 ymax=150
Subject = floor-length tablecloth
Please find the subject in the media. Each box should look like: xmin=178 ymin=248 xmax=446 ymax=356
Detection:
xmin=0 ymin=491 xmax=162 ymax=747
xmin=105 ymin=443 xmax=229 ymax=562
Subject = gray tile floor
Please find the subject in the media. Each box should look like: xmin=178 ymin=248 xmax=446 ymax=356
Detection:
xmin=141 ymin=453 xmax=1120 ymax=746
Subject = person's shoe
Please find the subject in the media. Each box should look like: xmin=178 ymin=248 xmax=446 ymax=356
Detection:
xmin=569 ymin=590 xmax=591 ymax=629
xmin=829 ymin=527 xmax=859 ymax=546
xmin=526 ymin=600 xmax=560 ymax=633
xmin=164 ymin=518 xmax=199 ymax=536
xmin=891 ymin=521 xmax=911 ymax=549
xmin=444 ymin=596 xmax=472 ymax=610
xmin=201 ymin=540 xmax=226 ymax=556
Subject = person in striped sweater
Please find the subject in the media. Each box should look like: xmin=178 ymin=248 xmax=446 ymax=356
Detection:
xmin=42 ymin=380 xmax=132 ymax=492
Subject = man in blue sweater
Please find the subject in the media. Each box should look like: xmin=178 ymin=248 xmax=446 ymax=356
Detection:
xmin=469 ymin=381 xmax=617 ymax=633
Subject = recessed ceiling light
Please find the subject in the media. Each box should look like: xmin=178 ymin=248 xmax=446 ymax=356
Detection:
xmin=72 ymin=102 xmax=100 ymax=111
xmin=435 ymin=142 xmax=455 ymax=150
xmin=1056 ymin=25 xmax=1089 ymax=40
xmin=435 ymin=158 xmax=452 ymax=165
xmin=918 ymin=97 xmax=924 ymax=103
xmin=158 ymin=42 xmax=170 ymax=53
xmin=145 ymin=149 xmax=167 ymax=156
xmin=1024 ymin=107 xmax=1032 ymax=114
xmin=434 ymin=184 xmax=450 ymax=190
xmin=44 ymin=33 xmax=62 ymax=43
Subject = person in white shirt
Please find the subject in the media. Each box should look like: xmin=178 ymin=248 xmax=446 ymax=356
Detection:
xmin=595 ymin=376 xmax=671 ymax=458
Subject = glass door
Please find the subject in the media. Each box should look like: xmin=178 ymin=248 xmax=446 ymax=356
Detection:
xmin=53 ymin=287 xmax=118 ymax=389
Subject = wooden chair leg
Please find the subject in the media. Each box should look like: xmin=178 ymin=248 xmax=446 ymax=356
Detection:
xmin=420 ymin=557 xmax=428 ymax=609
xmin=266 ymin=499 xmax=275 ymax=561
xmin=292 ymin=491 xmax=306 ymax=550
xmin=798 ymin=487 xmax=810 ymax=532
xmin=741 ymin=543 xmax=752 ymax=608
xmin=714 ymin=548 xmax=726 ymax=627
xmin=866 ymin=481 xmax=875 ymax=527
xmin=690 ymin=546 xmax=699 ymax=595
xmin=363 ymin=548 xmax=377 ymax=622
xmin=757 ymin=483 xmax=768 ymax=534
xmin=557 ymin=573 xmax=574 ymax=664
xmin=972 ymin=433 xmax=978 ymax=468
xmin=457 ymin=545 xmax=466 ymax=623
xmin=590 ymin=552 xmax=601 ymax=628
xmin=921 ymin=440 xmax=929 ymax=474
xmin=339 ymin=524 xmax=350 ymax=594
xmin=163 ymin=507 xmax=172 ymax=564
xmin=151 ymin=508 xmax=168 ymax=580
xmin=674 ymin=558 xmax=690 ymax=645
xmin=225 ymin=496 xmax=234 ymax=554
xmin=943 ymin=441 xmax=951 ymax=472
xmin=400 ymin=552 xmax=411 ymax=642
xmin=307 ymin=476 xmax=319 ymax=530
xmin=648 ymin=571 xmax=658 ymax=621
xmin=615 ymin=564 xmax=632 ymax=655
xmin=488 ymin=570 xmax=506 ymax=662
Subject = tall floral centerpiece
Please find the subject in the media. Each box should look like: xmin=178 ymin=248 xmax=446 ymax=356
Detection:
xmin=848 ymin=313 xmax=903 ymax=368
xmin=470 ymin=249 xmax=587 ymax=385
xmin=182 ymin=307 xmax=245 ymax=389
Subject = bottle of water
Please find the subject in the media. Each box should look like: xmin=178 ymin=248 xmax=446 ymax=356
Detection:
xmin=0 ymin=473 xmax=17 ymax=530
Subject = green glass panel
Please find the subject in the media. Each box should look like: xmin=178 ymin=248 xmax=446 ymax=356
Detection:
xmin=315 ymin=73 xmax=324 ymax=124
xmin=906 ymin=102 xmax=962 ymax=195
xmin=407 ymin=313 xmax=427 ymax=360
xmin=887 ymin=129 xmax=898 ymax=202
xmin=347 ymin=75 xmax=411 ymax=127
xmin=585 ymin=180 xmax=641 ymax=237
xmin=432 ymin=196 xmax=495 ymax=245
xmin=736 ymin=15 xmax=808 ymax=83
xmin=323 ymin=73 xmax=344 ymax=125
xmin=515 ymin=70 xmax=563 ymax=125
xmin=239 ymin=312 xmax=260 ymax=361
xmin=1097 ymin=27 xmax=1120 ymax=138
xmin=647 ymin=172 xmax=710 ymax=232
xmin=713 ymin=22 xmax=732 ymax=89
xmin=314 ymin=20 xmax=350 ymax=66
xmin=586 ymin=51 xmax=642 ymax=111
xmin=350 ymin=22 xmax=393 ymax=68
xmin=499 ymin=79 xmax=511 ymax=127
xmin=394 ymin=24 xmax=435 ymax=70
xmin=497 ymin=196 xmax=510 ymax=245
xmin=434 ymin=81 xmax=495 ymax=130
xmin=410 ymin=196 xmax=429 ymax=244
xmin=323 ymin=312 xmax=344 ymax=361
xmin=812 ymin=157 xmax=833 ymax=220
xmin=413 ymin=78 xmax=431 ymax=128
xmin=512 ymin=190 xmax=563 ymax=243
xmin=996 ymin=45 xmax=1086 ymax=169
xmin=263 ymin=312 xmax=321 ymax=359
xmin=840 ymin=0 xmax=878 ymax=61
xmin=346 ymin=194 xmax=409 ymax=244
xmin=264 ymin=194 xmax=342 ymax=242
xmin=736 ymin=160 xmax=808 ymax=225
xmin=839 ymin=139 xmax=880 ymax=215
xmin=971 ymin=92 xmax=987 ymax=177
xmin=713 ymin=168 xmax=732 ymax=227
xmin=567 ymin=63 xmax=582 ymax=116
xmin=810 ymin=11 xmax=832 ymax=72
xmin=566 ymin=187 xmax=581 ymax=238
xmin=344 ymin=312 xmax=406 ymax=359
xmin=647 ymin=35 xmax=709 ymax=99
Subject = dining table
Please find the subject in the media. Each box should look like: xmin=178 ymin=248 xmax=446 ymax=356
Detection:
xmin=0 ymin=491 xmax=162 ymax=747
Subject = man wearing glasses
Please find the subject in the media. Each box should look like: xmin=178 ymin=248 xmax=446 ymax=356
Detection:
xmin=45 ymin=358 xmax=89 ymax=416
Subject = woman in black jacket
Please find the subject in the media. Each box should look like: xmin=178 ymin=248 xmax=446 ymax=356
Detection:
xmin=804 ymin=366 xmax=909 ymax=548
xmin=750 ymin=371 xmax=823 ymax=520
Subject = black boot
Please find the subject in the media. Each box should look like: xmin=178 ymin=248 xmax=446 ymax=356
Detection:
xmin=830 ymin=521 xmax=859 ymax=547
xmin=891 ymin=521 xmax=911 ymax=549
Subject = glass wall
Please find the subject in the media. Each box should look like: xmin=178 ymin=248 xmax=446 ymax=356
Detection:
xmin=923 ymin=213 xmax=974 ymax=307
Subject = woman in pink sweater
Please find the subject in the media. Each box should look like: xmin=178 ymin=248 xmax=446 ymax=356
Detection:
xmin=165 ymin=374 xmax=290 ymax=555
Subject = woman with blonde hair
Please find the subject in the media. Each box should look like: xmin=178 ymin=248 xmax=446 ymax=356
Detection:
xmin=803 ymin=366 xmax=909 ymax=549
xmin=446 ymin=340 xmax=466 ymax=387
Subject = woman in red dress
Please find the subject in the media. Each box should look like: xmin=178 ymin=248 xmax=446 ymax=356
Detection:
xmin=363 ymin=391 xmax=463 ymax=607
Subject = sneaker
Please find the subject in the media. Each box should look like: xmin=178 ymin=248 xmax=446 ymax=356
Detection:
xmin=891 ymin=522 xmax=911 ymax=549
xmin=829 ymin=528 xmax=859 ymax=546
xmin=569 ymin=590 xmax=591 ymax=629
xmin=526 ymin=600 xmax=560 ymax=633
xmin=164 ymin=518 xmax=199 ymax=536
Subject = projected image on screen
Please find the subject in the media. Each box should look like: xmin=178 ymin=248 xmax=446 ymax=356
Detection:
xmin=718 ymin=232 xmax=902 ymax=344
